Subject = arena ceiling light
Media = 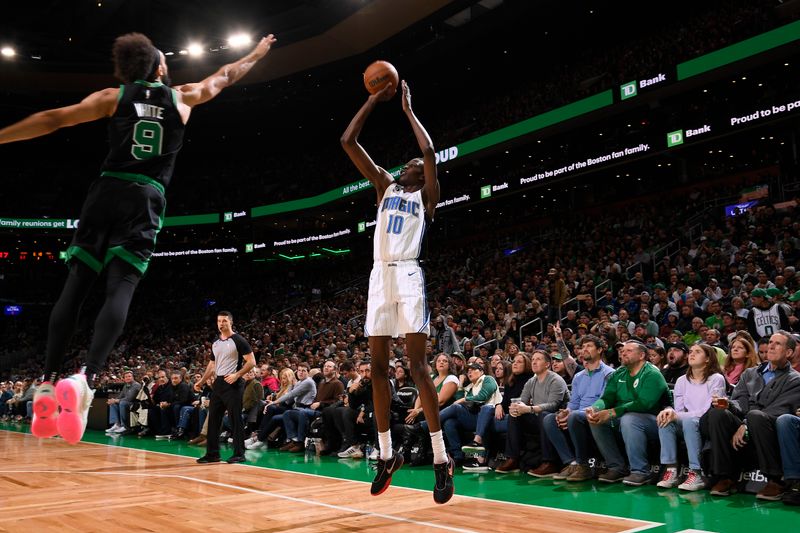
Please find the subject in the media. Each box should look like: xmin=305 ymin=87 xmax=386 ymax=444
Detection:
xmin=227 ymin=33 xmax=252 ymax=49
xmin=1 ymin=46 xmax=15 ymax=58
xmin=187 ymin=43 xmax=204 ymax=57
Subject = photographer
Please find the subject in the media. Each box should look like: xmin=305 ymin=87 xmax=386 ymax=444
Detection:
xmin=332 ymin=360 xmax=374 ymax=458
xmin=152 ymin=371 xmax=192 ymax=439
xmin=146 ymin=371 xmax=171 ymax=437
xmin=188 ymin=377 xmax=213 ymax=445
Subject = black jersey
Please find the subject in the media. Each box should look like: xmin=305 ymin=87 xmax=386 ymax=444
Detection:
xmin=100 ymin=80 xmax=185 ymax=193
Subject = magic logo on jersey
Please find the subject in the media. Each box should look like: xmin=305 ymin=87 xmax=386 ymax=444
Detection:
xmin=380 ymin=189 xmax=421 ymax=218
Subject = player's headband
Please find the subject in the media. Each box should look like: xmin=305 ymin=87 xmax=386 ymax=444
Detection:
xmin=147 ymin=46 xmax=162 ymax=81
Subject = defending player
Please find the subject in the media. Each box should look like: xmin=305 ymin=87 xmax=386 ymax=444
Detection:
xmin=0 ymin=32 xmax=276 ymax=444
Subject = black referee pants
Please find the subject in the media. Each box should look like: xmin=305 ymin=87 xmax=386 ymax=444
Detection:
xmin=206 ymin=376 xmax=245 ymax=458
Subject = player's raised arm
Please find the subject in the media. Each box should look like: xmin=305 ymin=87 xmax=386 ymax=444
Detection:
xmin=340 ymin=83 xmax=397 ymax=205
xmin=176 ymin=35 xmax=277 ymax=108
xmin=0 ymin=88 xmax=118 ymax=144
xmin=401 ymin=80 xmax=439 ymax=216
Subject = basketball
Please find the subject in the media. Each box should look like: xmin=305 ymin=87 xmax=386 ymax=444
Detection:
xmin=363 ymin=60 xmax=399 ymax=95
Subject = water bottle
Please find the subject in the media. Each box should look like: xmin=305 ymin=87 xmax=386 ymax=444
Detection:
xmin=365 ymin=442 xmax=374 ymax=461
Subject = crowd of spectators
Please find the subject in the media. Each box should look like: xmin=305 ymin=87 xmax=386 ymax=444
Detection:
xmin=2 ymin=0 xmax=800 ymax=511
xmin=3 ymin=161 xmax=800 ymax=504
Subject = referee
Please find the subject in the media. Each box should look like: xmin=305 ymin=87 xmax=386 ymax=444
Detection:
xmin=195 ymin=311 xmax=256 ymax=464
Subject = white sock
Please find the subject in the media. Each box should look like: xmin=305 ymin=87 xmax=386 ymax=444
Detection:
xmin=378 ymin=430 xmax=392 ymax=460
xmin=430 ymin=430 xmax=447 ymax=464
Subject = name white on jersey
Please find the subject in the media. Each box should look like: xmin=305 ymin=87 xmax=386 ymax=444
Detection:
xmin=374 ymin=185 xmax=426 ymax=262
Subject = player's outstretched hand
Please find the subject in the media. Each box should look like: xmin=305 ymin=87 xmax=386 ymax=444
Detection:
xmin=253 ymin=35 xmax=277 ymax=59
xmin=401 ymin=80 xmax=412 ymax=112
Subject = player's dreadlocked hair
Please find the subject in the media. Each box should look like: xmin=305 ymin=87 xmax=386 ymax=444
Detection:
xmin=112 ymin=33 xmax=159 ymax=84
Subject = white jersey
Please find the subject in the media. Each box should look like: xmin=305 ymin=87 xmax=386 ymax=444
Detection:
xmin=751 ymin=304 xmax=783 ymax=339
xmin=373 ymin=185 xmax=428 ymax=262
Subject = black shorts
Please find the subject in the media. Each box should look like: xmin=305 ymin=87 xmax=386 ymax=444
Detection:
xmin=65 ymin=177 xmax=166 ymax=275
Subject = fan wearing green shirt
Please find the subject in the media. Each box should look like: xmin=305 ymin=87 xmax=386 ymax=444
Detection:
xmin=705 ymin=301 xmax=724 ymax=331
xmin=587 ymin=340 xmax=669 ymax=486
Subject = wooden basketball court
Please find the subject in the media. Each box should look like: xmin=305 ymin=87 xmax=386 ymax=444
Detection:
xmin=0 ymin=430 xmax=660 ymax=532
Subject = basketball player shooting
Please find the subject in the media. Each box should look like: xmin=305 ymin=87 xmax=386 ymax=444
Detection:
xmin=341 ymin=80 xmax=454 ymax=504
xmin=0 ymin=33 xmax=276 ymax=445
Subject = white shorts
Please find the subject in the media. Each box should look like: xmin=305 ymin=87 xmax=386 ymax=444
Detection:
xmin=365 ymin=260 xmax=429 ymax=338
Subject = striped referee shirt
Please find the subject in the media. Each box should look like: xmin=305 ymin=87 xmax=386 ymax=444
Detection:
xmin=211 ymin=333 xmax=252 ymax=376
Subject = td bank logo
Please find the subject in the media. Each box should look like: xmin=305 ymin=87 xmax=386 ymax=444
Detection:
xmin=357 ymin=221 xmax=366 ymax=233
xmin=620 ymin=81 xmax=637 ymax=100
xmin=667 ymin=130 xmax=684 ymax=147
xmin=223 ymin=212 xmax=233 ymax=223
xmin=480 ymin=185 xmax=492 ymax=199
xmin=245 ymin=243 xmax=254 ymax=253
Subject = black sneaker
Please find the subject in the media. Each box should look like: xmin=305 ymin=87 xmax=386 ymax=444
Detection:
xmin=196 ymin=455 xmax=221 ymax=464
xmin=462 ymin=458 xmax=490 ymax=473
xmin=433 ymin=455 xmax=455 ymax=504
xmin=622 ymin=471 xmax=653 ymax=487
xmin=370 ymin=453 xmax=404 ymax=496
xmin=461 ymin=442 xmax=485 ymax=454
xmin=783 ymin=479 xmax=800 ymax=506
xmin=598 ymin=468 xmax=628 ymax=483
xmin=226 ymin=455 xmax=246 ymax=464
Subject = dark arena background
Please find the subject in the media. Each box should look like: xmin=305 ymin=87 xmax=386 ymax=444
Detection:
xmin=2 ymin=1 xmax=800 ymax=531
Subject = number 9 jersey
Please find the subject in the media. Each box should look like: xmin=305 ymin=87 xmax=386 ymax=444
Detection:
xmin=63 ymin=81 xmax=184 ymax=277
xmin=100 ymin=80 xmax=185 ymax=191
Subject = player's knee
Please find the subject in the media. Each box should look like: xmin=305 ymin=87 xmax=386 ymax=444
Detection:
xmin=408 ymin=360 xmax=428 ymax=381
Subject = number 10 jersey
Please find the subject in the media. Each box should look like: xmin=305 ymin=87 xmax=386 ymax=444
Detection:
xmin=373 ymin=184 xmax=428 ymax=262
